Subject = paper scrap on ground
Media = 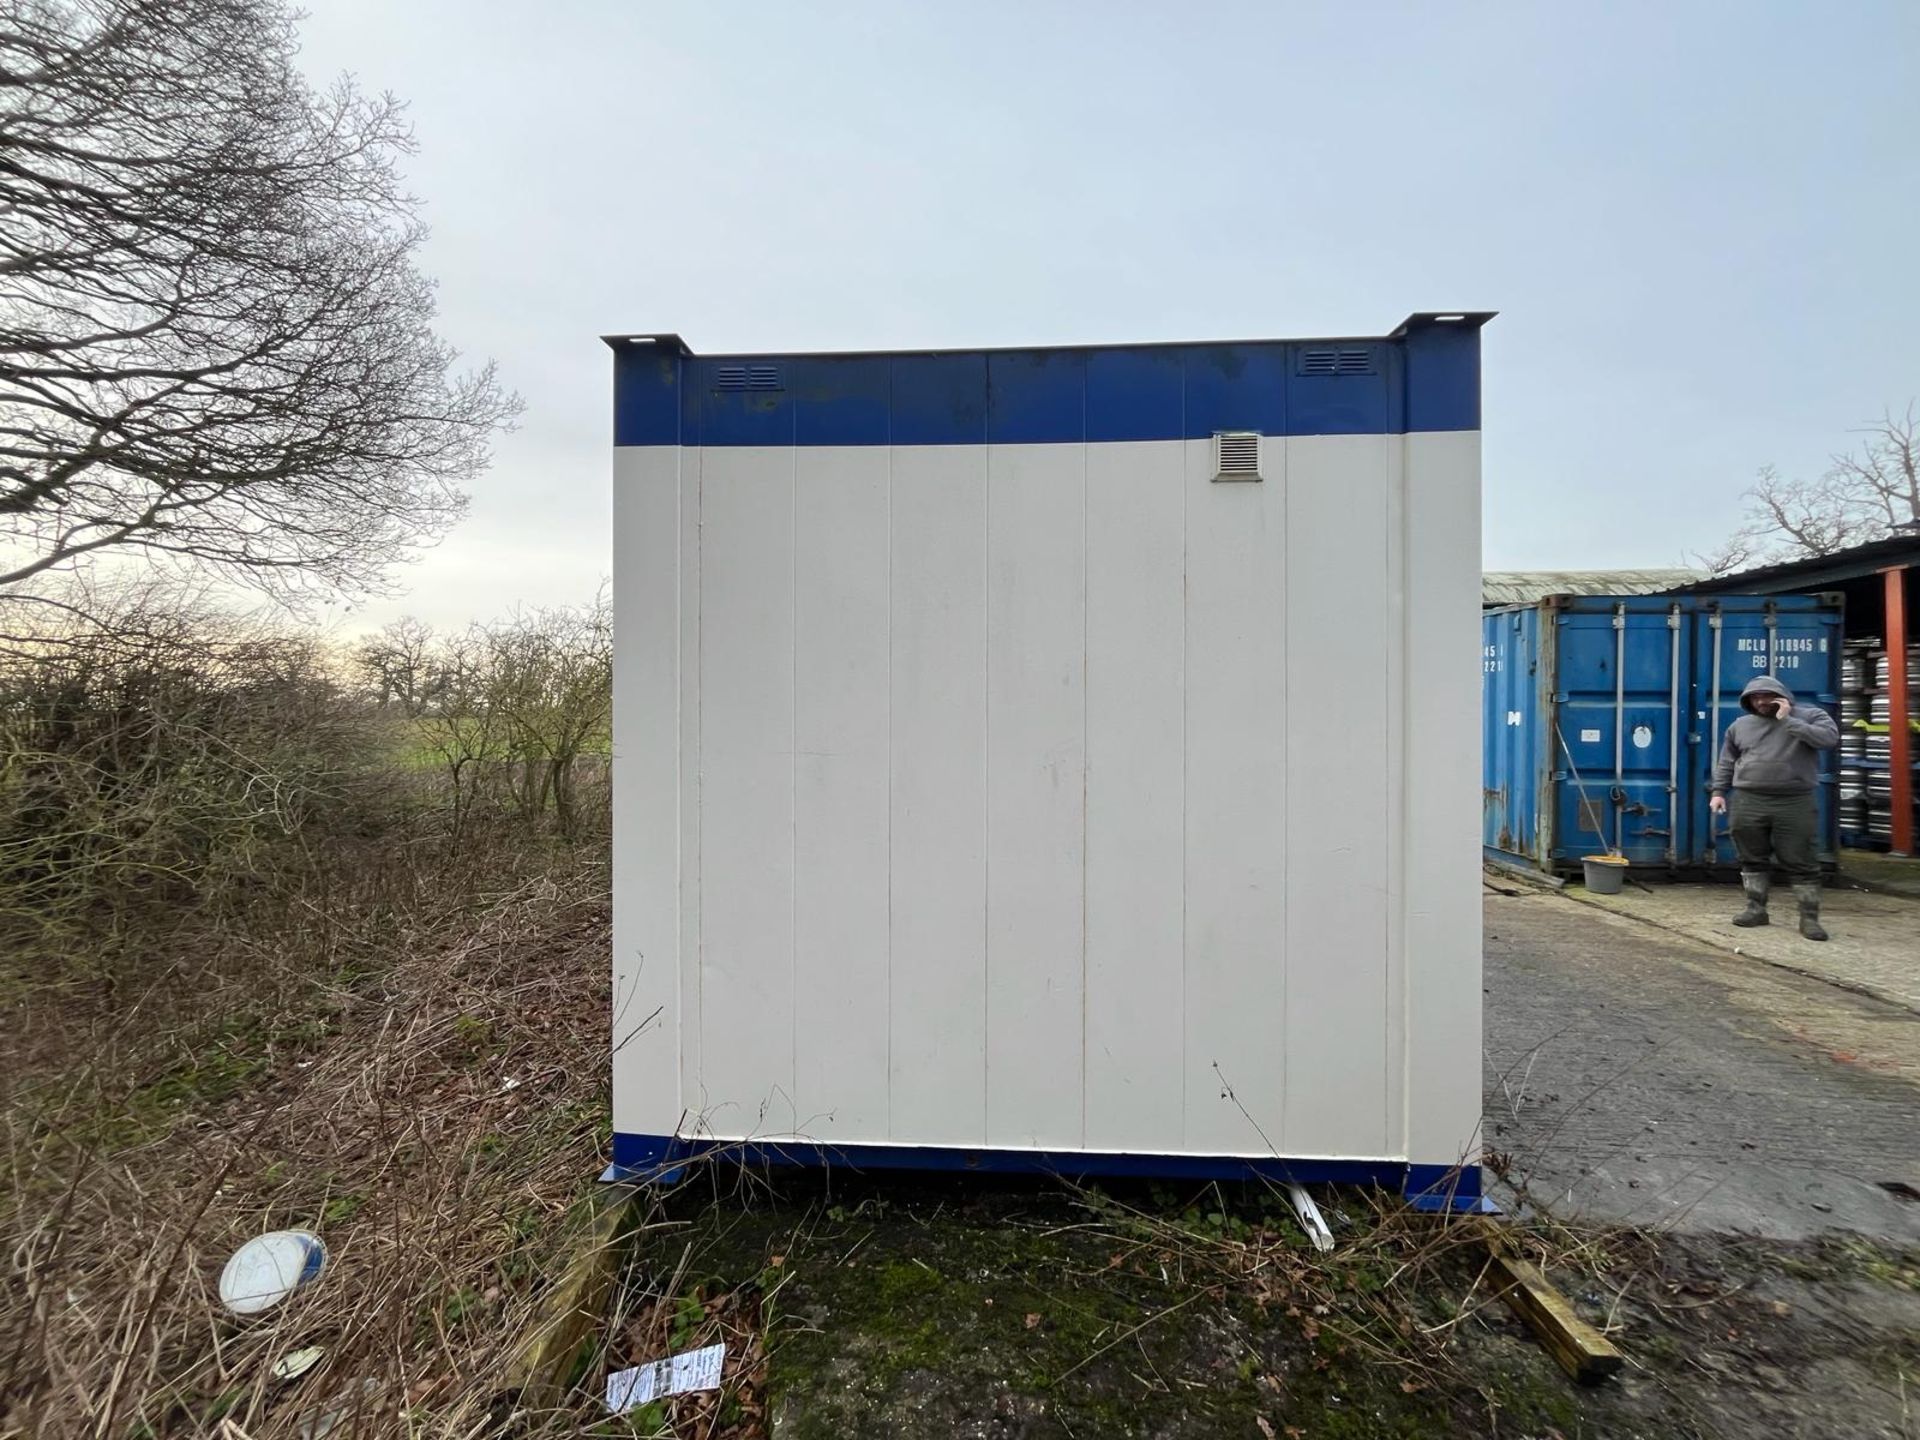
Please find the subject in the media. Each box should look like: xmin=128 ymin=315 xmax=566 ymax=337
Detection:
xmin=605 ymin=1342 xmax=726 ymax=1413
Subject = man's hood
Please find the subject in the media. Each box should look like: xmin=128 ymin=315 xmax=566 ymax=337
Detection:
xmin=1739 ymin=675 xmax=1794 ymax=712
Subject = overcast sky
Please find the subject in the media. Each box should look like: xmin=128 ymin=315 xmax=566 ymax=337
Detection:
xmin=292 ymin=0 xmax=1919 ymax=633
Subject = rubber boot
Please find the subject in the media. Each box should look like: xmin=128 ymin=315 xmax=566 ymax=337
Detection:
xmin=1795 ymin=883 xmax=1828 ymax=942
xmin=1731 ymin=871 xmax=1770 ymax=927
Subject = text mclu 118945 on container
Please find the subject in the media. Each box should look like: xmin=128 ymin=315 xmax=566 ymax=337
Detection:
xmin=608 ymin=313 xmax=1492 ymax=1210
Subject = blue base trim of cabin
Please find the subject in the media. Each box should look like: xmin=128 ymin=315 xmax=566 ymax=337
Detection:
xmin=1403 ymin=1163 xmax=1499 ymax=1214
xmin=603 ymin=1132 xmax=1487 ymax=1213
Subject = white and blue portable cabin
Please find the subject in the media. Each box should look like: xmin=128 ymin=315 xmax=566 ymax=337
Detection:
xmin=607 ymin=313 xmax=1491 ymax=1210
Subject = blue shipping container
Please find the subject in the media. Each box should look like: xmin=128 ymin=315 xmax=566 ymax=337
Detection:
xmin=1483 ymin=594 xmax=1843 ymax=872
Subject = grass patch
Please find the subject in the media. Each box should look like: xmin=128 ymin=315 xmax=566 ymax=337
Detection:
xmin=0 ymin=825 xmax=616 ymax=1438
xmin=604 ymin=1170 xmax=1638 ymax=1439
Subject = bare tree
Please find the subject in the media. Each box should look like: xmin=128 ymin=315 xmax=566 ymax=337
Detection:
xmin=1829 ymin=406 xmax=1920 ymax=537
xmin=485 ymin=591 xmax=611 ymax=839
xmin=355 ymin=615 xmax=436 ymax=716
xmin=355 ymin=596 xmax=611 ymax=844
xmin=1689 ymin=530 xmax=1763 ymax=582
xmin=0 ymin=577 xmax=378 ymax=948
xmin=1700 ymin=408 xmax=1920 ymax=573
xmin=409 ymin=627 xmax=513 ymax=848
xmin=0 ymin=0 xmax=517 ymax=599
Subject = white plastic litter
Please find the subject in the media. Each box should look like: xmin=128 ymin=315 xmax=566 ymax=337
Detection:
xmin=271 ymin=1345 xmax=325 ymax=1382
xmin=1287 ymin=1183 xmax=1335 ymax=1254
xmin=605 ymin=1341 xmax=726 ymax=1413
xmin=218 ymin=1230 xmax=327 ymax=1315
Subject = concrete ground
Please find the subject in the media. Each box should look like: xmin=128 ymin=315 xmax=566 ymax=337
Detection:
xmin=1842 ymin=847 xmax=1920 ymax=901
xmin=1560 ymin=873 xmax=1920 ymax=1012
xmin=1486 ymin=889 xmax=1920 ymax=1240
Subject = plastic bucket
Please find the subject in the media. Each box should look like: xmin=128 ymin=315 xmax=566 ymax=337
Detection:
xmin=1582 ymin=855 xmax=1629 ymax=895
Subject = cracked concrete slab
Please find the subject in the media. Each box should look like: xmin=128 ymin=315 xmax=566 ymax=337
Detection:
xmin=1486 ymin=892 xmax=1920 ymax=1240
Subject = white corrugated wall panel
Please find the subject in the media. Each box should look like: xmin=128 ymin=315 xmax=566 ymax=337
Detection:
xmin=696 ymin=448 xmax=797 ymax=1139
xmin=792 ymin=447 xmax=892 ymax=1141
xmin=887 ymin=445 xmax=990 ymax=1145
xmin=1403 ymin=430 xmax=1485 ymax=1171
xmin=675 ymin=445 xmax=704 ymax=1123
xmin=1180 ymin=435 xmax=1290 ymax=1155
xmin=616 ymin=424 xmax=1481 ymax=1170
xmin=1083 ymin=440 xmax=1187 ymax=1152
xmin=611 ymin=445 xmax=685 ymax=1142
xmin=1283 ymin=434 xmax=1390 ymax=1157
xmin=985 ymin=442 xmax=1087 ymax=1150
xmin=1381 ymin=435 xmax=1410 ymax=1160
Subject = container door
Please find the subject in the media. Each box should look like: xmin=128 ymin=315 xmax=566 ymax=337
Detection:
xmin=1483 ymin=607 xmax=1544 ymax=864
xmin=1689 ymin=600 xmax=1844 ymax=866
xmin=1549 ymin=600 xmax=1689 ymax=866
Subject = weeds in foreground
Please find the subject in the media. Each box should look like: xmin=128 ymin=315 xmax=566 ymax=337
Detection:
xmin=590 ymin=1152 xmax=1660 ymax=1440
xmin=0 ymin=826 xmax=614 ymax=1439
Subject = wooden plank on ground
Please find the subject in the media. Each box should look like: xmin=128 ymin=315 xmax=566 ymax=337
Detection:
xmin=504 ymin=1182 xmax=646 ymax=1405
xmin=1478 ymin=1223 xmax=1624 ymax=1384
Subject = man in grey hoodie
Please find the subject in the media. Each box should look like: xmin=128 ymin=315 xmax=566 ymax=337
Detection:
xmin=1709 ymin=674 xmax=1839 ymax=939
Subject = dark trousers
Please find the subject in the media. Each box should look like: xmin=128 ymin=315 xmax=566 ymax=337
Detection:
xmin=1730 ymin=790 xmax=1819 ymax=884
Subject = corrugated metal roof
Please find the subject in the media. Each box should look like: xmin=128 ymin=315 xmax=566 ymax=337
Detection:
xmin=1482 ymin=570 xmax=1703 ymax=607
xmin=1667 ymin=534 xmax=1920 ymax=594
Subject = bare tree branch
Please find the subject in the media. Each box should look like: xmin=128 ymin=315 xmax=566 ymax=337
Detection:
xmin=0 ymin=0 xmax=519 ymax=601
xmin=1687 ymin=530 xmax=1762 ymax=579
xmin=1702 ymin=408 xmax=1920 ymax=570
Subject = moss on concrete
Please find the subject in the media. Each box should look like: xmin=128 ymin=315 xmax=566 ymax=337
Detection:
xmin=625 ymin=1174 xmax=1606 ymax=1439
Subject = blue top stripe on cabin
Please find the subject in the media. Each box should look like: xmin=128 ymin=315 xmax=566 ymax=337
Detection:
xmin=609 ymin=314 xmax=1489 ymax=447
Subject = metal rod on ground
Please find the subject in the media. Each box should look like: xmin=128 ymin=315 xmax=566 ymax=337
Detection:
xmin=1554 ymin=723 xmax=1614 ymax=855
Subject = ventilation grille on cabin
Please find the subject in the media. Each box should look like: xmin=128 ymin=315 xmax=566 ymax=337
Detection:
xmin=1213 ymin=431 xmax=1261 ymax=481
xmin=1297 ymin=348 xmax=1375 ymax=376
xmin=713 ymin=363 xmax=784 ymax=392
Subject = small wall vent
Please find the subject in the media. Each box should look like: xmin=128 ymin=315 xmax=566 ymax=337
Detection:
xmin=1213 ymin=431 xmax=1262 ymax=482
xmin=713 ymin=363 xmax=784 ymax=392
xmin=1298 ymin=348 xmax=1375 ymax=376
